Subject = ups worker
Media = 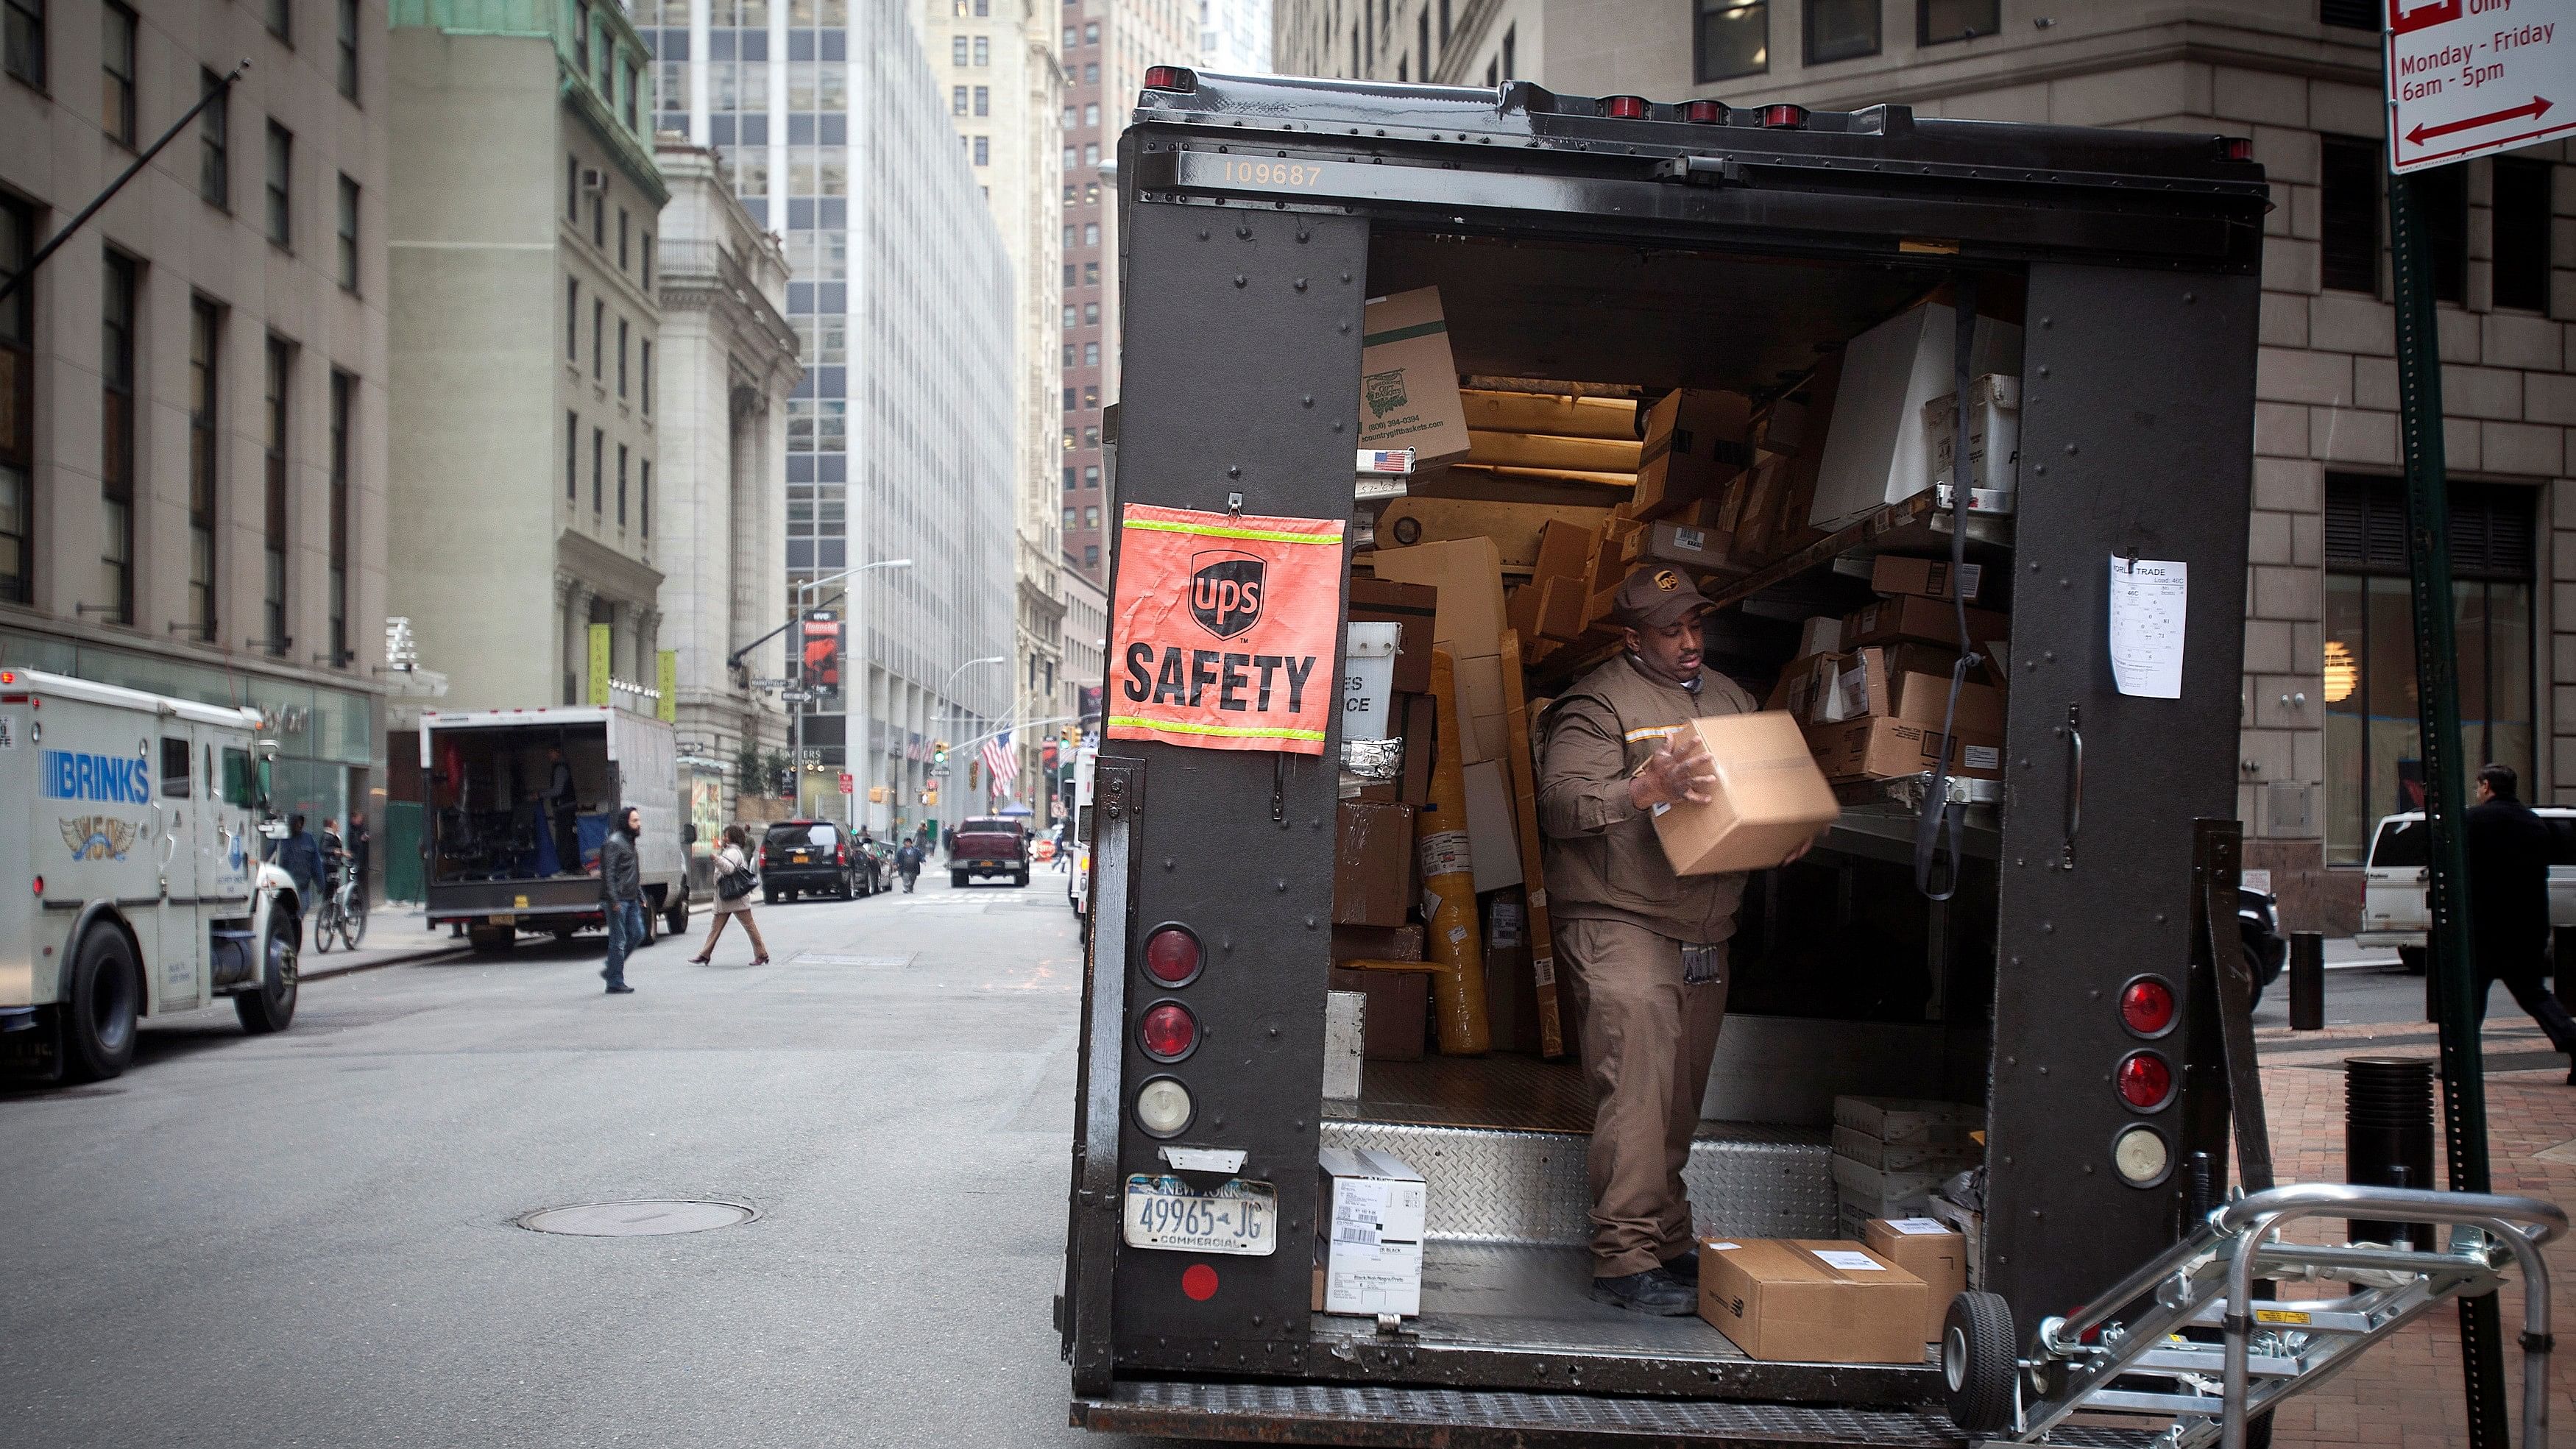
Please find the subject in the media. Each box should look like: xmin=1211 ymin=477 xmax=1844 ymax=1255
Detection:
xmin=1538 ymin=567 xmax=1808 ymax=1315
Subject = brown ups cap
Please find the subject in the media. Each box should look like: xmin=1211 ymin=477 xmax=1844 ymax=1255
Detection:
xmin=1613 ymin=567 xmax=1716 ymax=630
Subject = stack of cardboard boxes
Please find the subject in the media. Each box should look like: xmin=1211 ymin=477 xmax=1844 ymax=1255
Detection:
xmin=1767 ymin=556 xmax=2010 ymax=788
xmin=1828 ymin=1095 xmax=1984 ymax=1236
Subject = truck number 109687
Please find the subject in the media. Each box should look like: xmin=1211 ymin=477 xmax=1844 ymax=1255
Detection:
xmin=1218 ymin=158 xmax=1323 ymax=188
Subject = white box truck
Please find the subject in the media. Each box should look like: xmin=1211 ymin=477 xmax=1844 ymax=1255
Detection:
xmin=0 ymin=668 xmax=302 ymax=1083
xmin=419 ymin=706 xmax=692 ymax=954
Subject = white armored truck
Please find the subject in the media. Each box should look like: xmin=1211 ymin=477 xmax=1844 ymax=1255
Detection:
xmin=0 ymin=669 xmax=302 ymax=1083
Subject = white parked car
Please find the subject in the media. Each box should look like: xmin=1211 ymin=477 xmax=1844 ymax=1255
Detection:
xmin=2357 ymin=809 xmax=2576 ymax=972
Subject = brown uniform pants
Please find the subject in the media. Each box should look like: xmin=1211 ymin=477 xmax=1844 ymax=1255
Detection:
xmin=1559 ymin=916 xmax=1730 ymax=1278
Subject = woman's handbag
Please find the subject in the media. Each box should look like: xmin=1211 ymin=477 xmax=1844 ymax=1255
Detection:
xmin=717 ymin=851 xmax=758 ymax=901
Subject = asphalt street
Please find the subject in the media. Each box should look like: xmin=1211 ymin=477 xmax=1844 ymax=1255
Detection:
xmin=0 ymin=864 xmax=1211 ymax=1449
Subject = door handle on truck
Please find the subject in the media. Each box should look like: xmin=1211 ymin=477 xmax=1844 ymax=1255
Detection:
xmin=2061 ymin=704 xmax=2083 ymax=869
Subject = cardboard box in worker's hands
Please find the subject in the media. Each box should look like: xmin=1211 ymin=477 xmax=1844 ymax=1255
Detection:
xmin=1648 ymin=711 xmax=1840 ymax=875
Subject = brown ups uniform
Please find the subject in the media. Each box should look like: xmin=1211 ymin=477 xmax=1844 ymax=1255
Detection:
xmin=1538 ymin=650 xmax=1755 ymax=1278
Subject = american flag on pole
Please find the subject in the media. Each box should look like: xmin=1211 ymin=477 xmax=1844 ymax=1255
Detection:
xmin=980 ymin=731 xmax=1016 ymax=796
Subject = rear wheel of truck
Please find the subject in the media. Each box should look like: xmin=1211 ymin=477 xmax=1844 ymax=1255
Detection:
xmin=65 ymin=925 xmax=143 ymax=1082
xmin=234 ymin=915 xmax=299 ymax=1036
xmin=952 ymin=869 xmax=967 ymax=888
xmin=665 ymin=899 xmax=688 ymax=936
xmin=2399 ymin=946 xmax=2428 ymax=975
xmin=1942 ymin=1291 xmax=2018 ymax=1436
xmin=1012 ymin=868 xmax=1028 ymax=888
xmin=467 ymin=924 xmax=516 ymax=955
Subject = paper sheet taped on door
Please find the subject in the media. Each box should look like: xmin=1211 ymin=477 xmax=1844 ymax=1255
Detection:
xmin=2108 ymin=556 xmax=2187 ymax=699
xmin=1108 ymin=504 xmax=1347 ymax=755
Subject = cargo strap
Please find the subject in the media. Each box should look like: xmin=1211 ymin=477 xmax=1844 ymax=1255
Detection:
xmin=1912 ymin=275 xmax=1983 ymax=902
xmin=2198 ymin=819 xmax=2275 ymax=1194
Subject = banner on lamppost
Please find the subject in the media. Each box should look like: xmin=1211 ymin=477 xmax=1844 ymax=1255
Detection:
xmin=587 ymin=624 xmax=612 ymax=706
xmin=656 ymin=649 xmax=678 ymax=723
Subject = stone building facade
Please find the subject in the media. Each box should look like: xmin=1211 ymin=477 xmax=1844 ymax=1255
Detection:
xmin=388 ymin=0 xmax=668 ymax=717
xmin=0 ymin=0 xmax=391 ymax=826
xmin=1272 ymin=0 xmax=2576 ymax=931
xmin=653 ymin=138 xmax=798 ymax=798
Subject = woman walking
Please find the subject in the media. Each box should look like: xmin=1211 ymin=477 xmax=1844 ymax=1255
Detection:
xmin=691 ymin=824 xmax=771 ymax=966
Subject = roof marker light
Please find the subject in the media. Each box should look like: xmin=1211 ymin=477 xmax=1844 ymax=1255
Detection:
xmin=1142 ymin=65 xmax=1196 ymax=93
xmin=1682 ymin=99 xmax=1725 ymax=124
xmin=1604 ymin=94 xmax=1648 ymax=119
xmin=2220 ymin=135 xmax=2254 ymax=163
xmin=1760 ymin=104 xmax=1808 ymax=130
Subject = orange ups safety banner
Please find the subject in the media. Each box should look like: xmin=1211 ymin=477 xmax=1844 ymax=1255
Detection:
xmin=1108 ymin=503 xmax=1346 ymax=756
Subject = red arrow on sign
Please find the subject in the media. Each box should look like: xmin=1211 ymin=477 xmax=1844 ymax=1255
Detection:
xmin=2407 ymin=97 xmax=2553 ymax=146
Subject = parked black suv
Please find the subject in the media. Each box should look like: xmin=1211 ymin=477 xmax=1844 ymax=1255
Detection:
xmin=759 ymin=820 xmax=871 ymax=902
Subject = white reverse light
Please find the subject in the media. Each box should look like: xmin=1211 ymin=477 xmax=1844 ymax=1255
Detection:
xmin=1134 ymin=1076 xmax=1194 ymax=1138
xmin=2112 ymin=1124 xmax=2173 ymax=1188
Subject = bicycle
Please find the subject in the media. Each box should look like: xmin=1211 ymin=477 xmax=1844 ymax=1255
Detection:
xmin=309 ymin=862 xmax=368 ymax=953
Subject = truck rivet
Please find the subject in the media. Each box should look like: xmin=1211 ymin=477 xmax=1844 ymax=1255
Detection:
xmin=1301 ymin=395 xmax=1314 ymax=408
xmin=1295 ymin=278 xmax=1309 ymax=291
xmin=1304 ymin=915 xmax=1316 ymax=928
xmin=1292 ymin=1119 xmax=1306 ymax=1130
xmin=2184 ymin=291 xmax=2196 ymax=303
xmin=1197 ymin=230 xmax=1210 ymax=241
xmin=1253 ymin=1314 xmax=1263 ymax=1326
xmin=2064 ymin=443 xmax=2078 ymax=455
xmin=2040 ymin=316 xmax=2052 ymax=327
xmin=2038 ymin=1065 xmax=2049 ymax=1075
xmin=2042 ymin=651 xmax=2055 ymax=662
xmin=2006 ymin=1056 xmax=2017 ymax=1066
xmin=1237 ymin=223 xmax=1251 ymax=238
xmin=2059 ymin=578 xmax=2070 ymax=589
xmin=1234 ymin=274 xmax=1248 ymax=288
xmin=2042 ymin=922 xmax=2054 ymax=933
xmin=1164 ymin=857 xmax=1175 ymax=870
xmin=2034 ymin=464 xmax=2046 ymax=475
xmin=1341 ymin=272 xmax=1351 ymax=283
xmin=1295 ymin=227 xmax=1310 ymax=242
xmin=2154 ymin=913 xmax=2166 ymax=923
xmin=2037 ymin=365 xmax=2050 ymax=377
xmin=1227 ymin=464 xmax=1242 ymax=478
xmin=1332 ymin=422 xmax=1345 ymax=432
xmin=1338 ymin=322 xmax=1351 ymax=333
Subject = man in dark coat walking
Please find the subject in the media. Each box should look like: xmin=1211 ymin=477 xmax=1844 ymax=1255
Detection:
xmin=2464 ymin=763 xmax=2576 ymax=1081
xmin=598 ymin=805 xmax=645 ymax=995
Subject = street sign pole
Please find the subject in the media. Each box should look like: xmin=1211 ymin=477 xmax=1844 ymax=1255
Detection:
xmin=2387 ymin=163 xmax=2509 ymax=1449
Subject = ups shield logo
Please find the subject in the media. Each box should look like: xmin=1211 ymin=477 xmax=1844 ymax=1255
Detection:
xmin=1190 ymin=550 xmax=1266 ymax=640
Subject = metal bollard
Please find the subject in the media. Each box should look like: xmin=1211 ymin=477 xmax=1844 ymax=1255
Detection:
xmin=2289 ymin=930 xmax=2324 ymax=1031
xmin=2345 ymin=1057 xmax=2437 ymax=1247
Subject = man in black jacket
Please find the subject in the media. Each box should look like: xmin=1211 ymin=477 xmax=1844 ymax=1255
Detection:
xmin=599 ymin=805 xmax=645 ymax=995
xmin=2464 ymin=763 xmax=2576 ymax=1080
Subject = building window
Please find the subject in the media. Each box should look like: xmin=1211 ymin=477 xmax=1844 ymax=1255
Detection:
xmin=567 ymin=152 xmax=580 ymax=221
xmin=0 ymin=196 xmax=26 ymax=605
xmin=100 ymin=250 xmax=136 ymax=626
xmin=337 ymin=0 xmax=358 ymax=99
xmin=951 ymin=34 xmax=966 ymax=64
xmin=566 ymin=277 xmax=579 ymax=361
xmin=328 ymin=369 xmax=352 ymax=662
xmin=265 ymin=120 xmax=292 ymax=248
xmin=200 ymin=70 xmax=230 ymax=208
xmin=1062 ymin=466 xmax=1075 ymax=490
xmin=640 ymin=339 xmax=651 ymax=414
xmin=2492 ymin=157 xmax=2552 ymax=313
xmin=1083 ymin=506 xmax=1098 ymax=527
xmin=1083 ymin=20 xmax=1096 ymax=41
xmin=591 ymin=187 xmax=605 ymax=247
xmin=566 ymin=411 xmax=579 ymax=499
xmin=1418 ymin=12 xmax=1429 ymax=76
xmin=1083 ymin=339 xmax=1098 ymax=364
xmin=263 ymin=337 xmax=292 ymax=654
xmin=973 ymin=135 xmax=989 ymax=165
xmin=2319 ymin=135 xmax=2380 ymax=294
xmin=189 ymin=297 xmax=221 ymax=640
xmin=952 ymin=84 xmax=966 ymax=113
xmin=1061 ymin=386 xmax=1075 ymax=411
xmin=1917 ymin=0 xmax=1997 ymax=45
xmin=101 ymin=2 xmax=135 ymax=146
xmin=1062 ymin=506 xmax=1075 ymax=528
xmin=640 ymin=234 xmax=651 ymax=289
xmin=1501 ymin=24 xmax=1515 ymax=77
xmin=1084 ymin=465 xmax=1098 ymax=488
xmin=4 ymin=0 xmax=42 ymax=87
xmin=1083 ymin=302 xmax=1098 ymax=324
xmin=974 ymin=84 xmax=988 ymax=116
xmin=1083 ymin=219 xmax=1098 ymax=241
xmin=617 ymin=443 xmax=629 ymax=525
xmin=592 ymin=427 xmax=604 ymax=512
xmin=2324 ymin=475 xmax=2534 ymax=862
xmin=1084 ymin=545 xmax=1098 ymax=569
xmin=972 ymin=35 xmax=987 ymax=64
xmin=592 ymin=297 xmax=604 ymax=378
xmin=2416 ymin=160 xmax=2470 ymax=305
xmin=640 ymin=460 xmax=651 ymax=538
xmin=618 ymin=208 xmax=629 ymax=269
xmin=1082 ymin=384 xmax=1097 ymax=408
xmin=1804 ymin=0 xmax=1875 ymax=63
xmin=1083 ymin=101 xmax=1097 ymax=127
xmin=575 ymin=1 xmax=590 ymax=72
xmin=1695 ymin=1 xmax=1765 ymax=81
xmin=336 ymin=174 xmax=360 ymax=290
xmin=617 ymin=316 xmax=629 ymax=396
xmin=266 ymin=0 xmax=291 ymax=44
xmin=623 ymin=61 xmax=638 ymax=130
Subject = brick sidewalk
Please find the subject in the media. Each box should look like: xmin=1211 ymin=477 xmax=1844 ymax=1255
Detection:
xmin=2256 ymin=1016 xmax=2574 ymax=1447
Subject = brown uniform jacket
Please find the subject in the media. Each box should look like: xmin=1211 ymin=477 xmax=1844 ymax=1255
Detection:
xmin=1538 ymin=653 xmax=1758 ymax=944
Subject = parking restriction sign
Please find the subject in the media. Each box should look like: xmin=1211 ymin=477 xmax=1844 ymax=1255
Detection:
xmin=837 ymin=772 xmax=854 ymax=795
xmin=2387 ymin=0 xmax=2576 ymax=173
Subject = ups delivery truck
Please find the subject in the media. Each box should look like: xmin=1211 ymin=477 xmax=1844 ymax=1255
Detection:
xmin=1059 ymin=70 xmax=2285 ymax=1445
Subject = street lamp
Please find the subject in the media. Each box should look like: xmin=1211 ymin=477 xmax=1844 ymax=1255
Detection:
xmin=790 ymin=558 xmax=912 ymax=819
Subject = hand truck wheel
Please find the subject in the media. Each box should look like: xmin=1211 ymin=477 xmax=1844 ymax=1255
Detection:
xmin=1942 ymin=1290 xmax=2019 ymax=1435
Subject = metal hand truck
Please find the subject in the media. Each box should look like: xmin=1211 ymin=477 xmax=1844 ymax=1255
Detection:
xmin=1943 ymin=1181 xmax=2566 ymax=1448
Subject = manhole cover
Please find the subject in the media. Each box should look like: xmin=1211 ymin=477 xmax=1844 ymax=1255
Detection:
xmin=517 ymin=1200 xmax=756 ymax=1236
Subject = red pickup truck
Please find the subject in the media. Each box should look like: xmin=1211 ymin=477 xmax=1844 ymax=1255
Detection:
xmin=949 ymin=817 xmax=1028 ymax=888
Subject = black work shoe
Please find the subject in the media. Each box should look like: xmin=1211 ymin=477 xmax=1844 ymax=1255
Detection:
xmin=1590 ymin=1268 xmax=1696 ymax=1316
xmin=605 ymin=983 xmax=634 ymax=994
xmin=1659 ymin=1249 xmax=1699 ymax=1285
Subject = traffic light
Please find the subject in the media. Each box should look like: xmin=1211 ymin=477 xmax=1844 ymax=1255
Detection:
xmin=922 ymin=787 xmax=939 ymax=807
xmin=933 ymin=740 xmax=949 ymax=767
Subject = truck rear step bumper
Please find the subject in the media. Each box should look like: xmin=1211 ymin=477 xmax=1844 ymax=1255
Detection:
xmin=1074 ymin=1381 xmax=2165 ymax=1447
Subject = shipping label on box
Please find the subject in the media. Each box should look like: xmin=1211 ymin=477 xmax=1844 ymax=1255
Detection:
xmin=1894 ymin=671 xmax=2005 ymax=739
xmin=1922 ymin=374 xmax=2020 ymax=497
xmin=1638 ymin=521 xmax=1735 ymax=573
xmin=1319 ymin=1147 xmax=1428 ymax=1317
xmin=1842 ymin=594 xmax=2009 ymax=651
xmin=1863 ymin=1217 xmax=1969 ymax=1346
xmin=1805 ymin=715 xmax=2003 ymax=783
xmin=1869 ymin=556 xmax=1983 ymax=603
xmin=1359 ymin=288 xmax=1469 ymax=463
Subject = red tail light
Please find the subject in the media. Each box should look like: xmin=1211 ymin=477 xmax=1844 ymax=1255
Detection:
xmin=836 ymin=846 xmax=847 ymax=865
xmin=2120 ymin=975 xmax=2177 ymax=1038
xmin=1142 ymin=924 xmax=1203 ymax=986
xmin=2116 ymin=1051 xmax=2176 ymax=1111
xmin=1682 ymin=99 xmax=1725 ymax=124
xmin=1759 ymin=103 xmax=1808 ymax=130
xmin=1139 ymin=1001 xmax=1199 ymax=1061
xmin=1142 ymin=65 xmax=1195 ymax=92
xmin=1604 ymin=94 xmax=1648 ymax=119
xmin=2219 ymin=135 xmax=2254 ymax=163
